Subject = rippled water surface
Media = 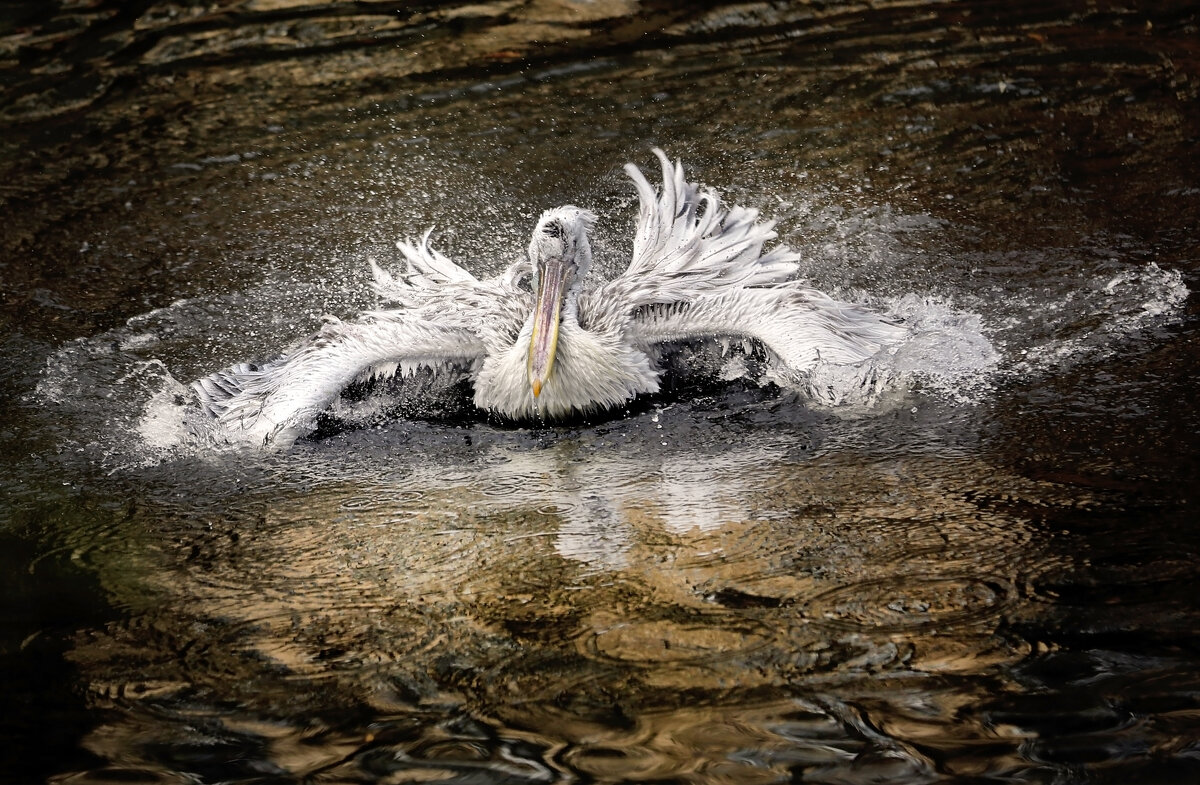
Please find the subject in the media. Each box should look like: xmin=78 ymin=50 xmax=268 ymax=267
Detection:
xmin=2 ymin=2 xmax=1199 ymax=783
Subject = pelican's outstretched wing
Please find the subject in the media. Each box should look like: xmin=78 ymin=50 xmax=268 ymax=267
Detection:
xmin=589 ymin=149 xmax=800 ymax=316
xmin=585 ymin=150 xmax=906 ymax=394
xmin=630 ymin=283 xmax=908 ymax=388
xmin=194 ymin=312 xmax=488 ymax=447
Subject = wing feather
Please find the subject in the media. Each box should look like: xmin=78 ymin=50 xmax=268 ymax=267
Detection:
xmin=584 ymin=150 xmax=802 ymax=332
xmin=373 ymin=230 xmax=476 ymax=306
xmin=375 ymin=229 xmax=531 ymax=319
xmin=630 ymin=283 xmax=907 ymax=376
xmin=621 ymin=149 xmax=800 ymax=294
xmin=398 ymin=228 xmax=478 ymax=286
xmin=194 ymin=312 xmax=487 ymax=447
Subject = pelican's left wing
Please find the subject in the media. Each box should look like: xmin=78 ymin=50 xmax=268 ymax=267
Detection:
xmin=602 ymin=149 xmax=801 ymax=307
xmin=194 ymin=311 xmax=487 ymax=448
xmin=629 ymin=283 xmax=908 ymax=387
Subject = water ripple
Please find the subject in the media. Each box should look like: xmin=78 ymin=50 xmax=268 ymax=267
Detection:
xmin=808 ymin=575 xmax=1014 ymax=634
xmin=580 ymin=612 xmax=772 ymax=665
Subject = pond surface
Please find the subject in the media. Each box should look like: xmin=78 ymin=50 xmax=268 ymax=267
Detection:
xmin=2 ymin=2 xmax=1199 ymax=783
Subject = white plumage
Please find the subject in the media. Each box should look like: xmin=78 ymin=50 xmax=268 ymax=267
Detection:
xmin=193 ymin=149 xmax=906 ymax=446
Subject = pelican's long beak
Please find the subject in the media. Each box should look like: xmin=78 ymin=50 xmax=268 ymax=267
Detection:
xmin=528 ymin=255 xmax=571 ymax=398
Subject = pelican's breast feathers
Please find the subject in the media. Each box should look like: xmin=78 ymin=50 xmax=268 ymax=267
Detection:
xmin=474 ymin=310 xmax=659 ymax=421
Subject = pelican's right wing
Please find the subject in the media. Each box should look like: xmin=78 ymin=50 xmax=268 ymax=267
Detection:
xmin=193 ymin=312 xmax=487 ymax=447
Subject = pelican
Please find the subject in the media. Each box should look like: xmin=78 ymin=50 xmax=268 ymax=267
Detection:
xmin=193 ymin=150 xmax=906 ymax=446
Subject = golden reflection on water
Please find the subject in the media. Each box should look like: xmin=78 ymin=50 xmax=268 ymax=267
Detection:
xmin=61 ymin=438 xmax=1096 ymax=782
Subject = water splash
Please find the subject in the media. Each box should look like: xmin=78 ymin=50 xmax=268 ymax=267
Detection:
xmin=1011 ymin=261 xmax=1189 ymax=375
xmin=786 ymin=293 xmax=1000 ymax=412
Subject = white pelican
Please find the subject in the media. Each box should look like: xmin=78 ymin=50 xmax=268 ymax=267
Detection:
xmin=193 ymin=150 xmax=906 ymax=446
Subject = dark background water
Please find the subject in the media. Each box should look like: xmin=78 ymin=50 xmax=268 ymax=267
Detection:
xmin=2 ymin=2 xmax=1199 ymax=783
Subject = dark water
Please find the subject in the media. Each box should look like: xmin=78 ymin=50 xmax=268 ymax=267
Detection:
xmin=2 ymin=2 xmax=1199 ymax=783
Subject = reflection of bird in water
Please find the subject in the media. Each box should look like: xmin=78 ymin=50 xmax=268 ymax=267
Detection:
xmin=194 ymin=149 xmax=906 ymax=446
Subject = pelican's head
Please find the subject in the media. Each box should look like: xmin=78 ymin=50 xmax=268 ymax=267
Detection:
xmin=527 ymin=206 xmax=596 ymax=398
